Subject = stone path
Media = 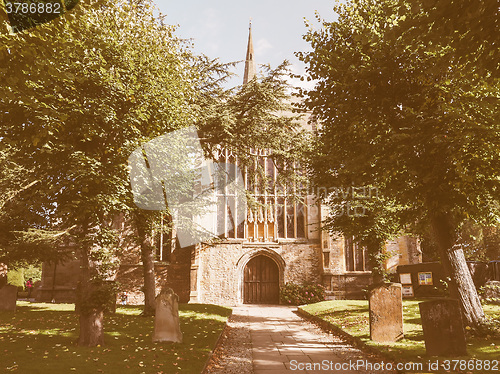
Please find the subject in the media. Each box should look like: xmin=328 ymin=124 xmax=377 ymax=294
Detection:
xmin=205 ymin=305 xmax=395 ymax=374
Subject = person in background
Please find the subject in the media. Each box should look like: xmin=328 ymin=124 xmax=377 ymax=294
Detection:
xmin=120 ymin=292 xmax=128 ymax=305
xmin=26 ymin=278 xmax=34 ymax=298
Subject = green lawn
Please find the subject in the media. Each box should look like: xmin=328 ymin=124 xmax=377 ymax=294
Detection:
xmin=0 ymin=301 xmax=231 ymax=374
xmin=301 ymin=299 xmax=500 ymax=373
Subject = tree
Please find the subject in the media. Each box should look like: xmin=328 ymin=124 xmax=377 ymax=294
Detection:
xmin=1 ymin=0 xmax=308 ymax=344
xmin=318 ymin=185 xmax=407 ymax=282
xmin=421 ymin=221 xmax=500 ymax=262
xmin=299 ymin=0 xmax=499 ymax=330
xmin=197 ymin=61 xmax=309 ymax=190
xmin=131 ymin=209 xmax=165 ymax=316
xmin=1 ymin=0 xmax=197 ymax=345
xmin=0 ymin=144 xmax=72 ymax=267
xmin=400 ymin=0 xmax=498 ymax=76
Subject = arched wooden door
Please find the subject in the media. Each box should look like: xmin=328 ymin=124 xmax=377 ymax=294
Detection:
xmin=243 ymin=255 xmax=279 ymax=304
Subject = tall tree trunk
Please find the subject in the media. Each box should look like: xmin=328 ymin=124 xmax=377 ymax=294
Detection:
xmin=431 ymin=213 xmax=485 ymax=329
xmin=76 ymin=224 xmax=105 ymax=346
xmin=140 ymin=238 xmax=156 ymax=316
xmin=134 ymin=211 xmax=156 ymax=316
xmin=366 ymin=240 xmax=386 ymax=284
xmin=50 ymin=263 xmax=57 ymax=302
xmin=78 ymin=309 xmax=105 ymax=346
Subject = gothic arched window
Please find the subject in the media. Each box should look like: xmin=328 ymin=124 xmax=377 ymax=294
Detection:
xmin=215 ymin=148 xmax=306 ymax=241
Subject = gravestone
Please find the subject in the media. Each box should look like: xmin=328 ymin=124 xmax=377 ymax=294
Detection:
xmin=152 ymin=287 xmax=183 ymax=343
xmin=419 ymin=299 xmax=467 ymax=356
xmin=0 ymin=285 xmax=18 ymax=311
xmin=369 ymin=283 xmax=404 ymax=342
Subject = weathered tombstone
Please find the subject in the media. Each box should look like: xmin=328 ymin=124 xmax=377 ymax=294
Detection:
xmin=152 ymin=287 xmax=183 ymax=343
xmin=0 ymin=285 xmax=18 ymax=311
xmin=369 ymin=283 xmax=404 ymax=342
xmin=419 ymin=299 xmax=467 ymax=356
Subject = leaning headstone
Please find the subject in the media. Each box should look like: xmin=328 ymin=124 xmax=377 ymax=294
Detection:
xmin=152 ymin=287 xmax=183 ymax=343
xmin=0 ymin=285 xmax=18 ymax=311
xmin=369 ymin=283 xmax=404 ymax=342
xmin=419 ymin=299 xmax=467 ymax=356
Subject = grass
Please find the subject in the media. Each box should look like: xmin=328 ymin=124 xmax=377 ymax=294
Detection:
xmin=301 ymin=299 xmax=500 ymax=373
xmin=0 ymin=301 xmax=231 ymax=374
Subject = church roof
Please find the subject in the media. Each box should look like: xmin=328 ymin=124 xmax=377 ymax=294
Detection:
xmin=243 ymin=21 xmax=256 ymax=85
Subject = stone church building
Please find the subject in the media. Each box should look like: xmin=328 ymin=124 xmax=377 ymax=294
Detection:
xmin=36 ymin=26 xmax=421 ymax=305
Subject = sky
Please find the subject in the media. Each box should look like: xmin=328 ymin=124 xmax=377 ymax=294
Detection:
xmin=153 ymin=0 xmax=337 ymax=89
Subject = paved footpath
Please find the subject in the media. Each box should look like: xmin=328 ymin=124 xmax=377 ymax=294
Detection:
xmin=205 ymin=305 xmax=395 ymax=374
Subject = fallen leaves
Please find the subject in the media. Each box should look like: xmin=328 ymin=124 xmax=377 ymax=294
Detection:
xmin=1 ymin=301 xmax=230 ymax=373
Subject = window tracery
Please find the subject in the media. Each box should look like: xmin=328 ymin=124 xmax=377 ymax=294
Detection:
xmin=215 ymin=148 xmax=306 ymax=241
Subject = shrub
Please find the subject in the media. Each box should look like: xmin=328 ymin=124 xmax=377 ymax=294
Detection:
xmin=7 ymin=269 xmax=25 ymax=289
xmin=6 ymin=265 xmax=42 ymax=290
xmin=280 ymin=282 xmax=325 ymax=305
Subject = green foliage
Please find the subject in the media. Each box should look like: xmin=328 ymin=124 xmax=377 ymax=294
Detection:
xmin=398 ymin=0 xmax=498 ymax=76
xmin=1 ymin=228 xmax=73 ymax=267
xmin=0 ymin=0 xmax=206 ymax=308
xmin=0 ymin=0 xmax=306 ymax=259
xmin=198 ymin=61 xmax=310 ymax=193
xmin=6 ymin=269 xmax=24 ymax=290
xmin=23 ymin=265 xmax=42 ymax=282
xmin=280 ymin=282 xmax=325 ymax=305
xmin=299 ymin=0 xmax=499 ymax=230
xmin=368 ymin=249 xmax=392 ymax=282
xmin=319 ymin=188 xmax=405 ymax=281
xmin=298 ymin=0 xmax=497 ymax=326
xmin=421 ymin=222 xmax=500 ymax=262
xmin=7 ymin=265 xmax=41 ymax=291
xmin=459 ymin=224 xmax=500 ymax=261
xmin=76 ymin=280 xmax=119 ymax=314
xmin=0 ymin=0 xmax=197 ymax=251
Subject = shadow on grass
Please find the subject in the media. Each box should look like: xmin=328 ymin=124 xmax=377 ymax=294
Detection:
xmin=0 ymin=301 xmax=231 ymax=374
xmin=316 ymin=306 xmax=368 ymax=318
xmin=404 ymin=317 xmax=423 ymax=324
xmin=15 ymin=304 xmax=75 ymax=312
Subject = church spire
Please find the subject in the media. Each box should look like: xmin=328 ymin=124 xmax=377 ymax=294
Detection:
xmin=243 ymin=19 xmax=256 ymax=85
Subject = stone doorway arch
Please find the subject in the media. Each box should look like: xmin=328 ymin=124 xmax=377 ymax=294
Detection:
xmin=236 ymin=248 xmax=285 ymax=304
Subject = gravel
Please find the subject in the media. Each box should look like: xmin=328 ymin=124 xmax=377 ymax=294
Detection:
xmin=203 ymin=309 xmax=253 ymax=374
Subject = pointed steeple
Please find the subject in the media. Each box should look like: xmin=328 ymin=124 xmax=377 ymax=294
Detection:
xmin=243 ymin=20 xmax=256 ymax=85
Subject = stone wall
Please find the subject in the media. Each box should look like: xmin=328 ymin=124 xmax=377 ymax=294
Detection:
xmin=386 ymin=236 xmax=421 ymax=273
xmin=324 ymin=233 xmax=346 ymax=273
xmin=192 ymin=240 xmax=322 ymax=305
xmin=281 ymin=241 xmax=322 ymax=284
xmin=323 ymin=272 xmax=373 ymax=300
xmin=37 ymin=259 xmax=80 ymax=302
xmin=321 ymin=235 xmax=419 ymax=299
xmin=115 ymin=264 xmax=169 ymax=305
